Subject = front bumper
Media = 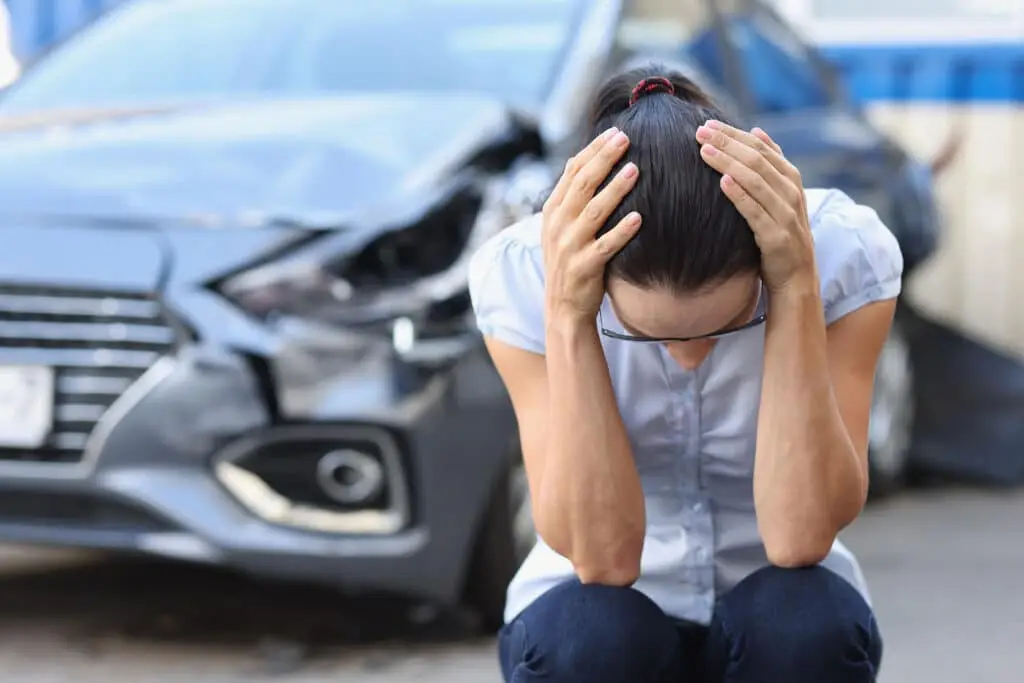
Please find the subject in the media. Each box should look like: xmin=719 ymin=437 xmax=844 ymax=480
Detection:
xmin=0 ymin=342 xmax=518 ymax=606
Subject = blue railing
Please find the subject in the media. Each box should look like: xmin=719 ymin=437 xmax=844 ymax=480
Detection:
xmin=4 ymin=0 xmax=1022 ymax=105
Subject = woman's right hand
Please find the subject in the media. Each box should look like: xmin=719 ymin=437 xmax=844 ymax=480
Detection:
xmin=542 ymin=127 xmax=642 ymax=325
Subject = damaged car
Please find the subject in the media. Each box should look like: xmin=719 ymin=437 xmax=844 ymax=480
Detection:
xmin=0 ymin=0 xmax=939 ymax=629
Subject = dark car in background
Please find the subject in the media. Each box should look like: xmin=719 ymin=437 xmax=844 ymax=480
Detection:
xmin=0 ymin=0 xmax=938 ymax=628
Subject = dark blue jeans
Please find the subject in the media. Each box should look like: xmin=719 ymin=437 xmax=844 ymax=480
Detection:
xmin=498 ymin=566 xmax=882 ymax=683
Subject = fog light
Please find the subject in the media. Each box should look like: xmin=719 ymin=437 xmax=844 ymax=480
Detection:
xmin=211 ymin=425 xmax=410 ymax=535
xmin=316 ymin=449 xmax=385 ymax=505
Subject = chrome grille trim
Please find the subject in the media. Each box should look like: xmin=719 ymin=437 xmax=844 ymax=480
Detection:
xmin=0 ymin=320 xmax=175 ymax=344
xmin=0 ymin=292 xmax=161 ymax=319
xmin=0 ymin=284 xmax=176 ymax=476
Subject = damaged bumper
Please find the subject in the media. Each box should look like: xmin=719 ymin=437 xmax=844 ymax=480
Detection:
xmin=0 ymin=210 xmax=518 ymax=604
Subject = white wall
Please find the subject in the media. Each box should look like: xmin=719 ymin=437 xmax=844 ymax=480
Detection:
xmin=773 ymin=0 xmax=1024 ymax=358
xmin=875 ymin=103 xmax=1024 ymax=358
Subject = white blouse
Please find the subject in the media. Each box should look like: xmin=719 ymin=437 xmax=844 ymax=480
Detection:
xmin=468 ymin=188 xmax=904 ymax=625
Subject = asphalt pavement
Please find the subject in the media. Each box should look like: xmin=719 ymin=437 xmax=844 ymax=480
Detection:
xmin=0 ymin=485 xmax=1020 ymax=682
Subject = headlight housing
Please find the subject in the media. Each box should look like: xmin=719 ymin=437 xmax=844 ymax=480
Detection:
xmin=217 ymin=163 xmax=550 ymax=336
xmin=219 ymin=185 xmax=479 ymax=330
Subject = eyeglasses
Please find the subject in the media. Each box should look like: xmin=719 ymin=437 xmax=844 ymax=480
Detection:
xmin=598 ymin=283 xmax=768 ymax=343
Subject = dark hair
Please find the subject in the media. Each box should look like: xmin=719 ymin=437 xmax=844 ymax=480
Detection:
xmin=590 ymin=65 xmax=760 ymax=292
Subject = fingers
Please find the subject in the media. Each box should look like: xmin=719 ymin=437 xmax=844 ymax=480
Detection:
xmin=696 ymin=123 xmax=800 ymax=209
xmin=701 ymin=121 xmax=802 ymax=189
xmin=699 ymin=138 xmax=792 ymax=222
xmin=710 ymin=121 xmax=782 ymax=157
xmin=749 ymin=126 xmax=802 ymax=191
xmin=573 ymin=161 xmax=639 ymax=240
xmin=558 ymin=129 xmax=631 ymax=220
xmin=587 ymin=211 xmax=642 ymax=266
xmin=719 ymin=174 xmax=775 ymax=236
xmin=752 ymin=127 xmax=783 ymax=156
xmin=544 ymin=127 xmax=619 ymax=213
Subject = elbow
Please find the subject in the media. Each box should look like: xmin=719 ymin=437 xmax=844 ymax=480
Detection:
xmin=573 ymin=555 xmax=642 ymax=587
xmin=535 ymin=537 xmax=641 ymax=586
xmin=757 ymin=505 xmax=839 ymax=568
xmin=536 ymin=509 xmax=645 ymax=587
xmin=764 ymin=533 xmax=834 ymax=568
xmin=571 ymin=536 xmax=644 ymax=587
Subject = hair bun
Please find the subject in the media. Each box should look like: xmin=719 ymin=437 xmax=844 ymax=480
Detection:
xmin=628 ymin=76 xmax=676 ymax=107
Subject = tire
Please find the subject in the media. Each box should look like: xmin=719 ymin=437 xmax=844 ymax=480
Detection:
xmin=463 ymin=442 xmax=534 ymax=633
xmin=867 ymin=316 xmax=915 ymax=498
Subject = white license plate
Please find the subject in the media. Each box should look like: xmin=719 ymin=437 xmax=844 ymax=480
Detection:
xmin=0 ymin=365 xmax=54 ymax=448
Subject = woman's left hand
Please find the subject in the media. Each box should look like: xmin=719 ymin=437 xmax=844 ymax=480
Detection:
xmin=696 ymin=120 xmax=816 ymax=294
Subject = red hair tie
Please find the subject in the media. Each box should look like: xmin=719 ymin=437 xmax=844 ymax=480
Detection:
xmin=628 ymin=77 xmax=676 ymax=107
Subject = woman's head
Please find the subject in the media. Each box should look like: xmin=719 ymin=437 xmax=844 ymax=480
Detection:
xmin=588 ymin=65 xmax=763 ymax=350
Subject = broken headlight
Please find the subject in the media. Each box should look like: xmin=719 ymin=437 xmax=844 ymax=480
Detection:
xmin=218 ymin=178 xmax=517 ymax=331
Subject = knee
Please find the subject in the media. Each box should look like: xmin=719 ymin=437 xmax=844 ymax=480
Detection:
xmin=716 ymin=566 xmax=880 ymax=669
xmin=501 ymin=582 xmax=680 ymax=683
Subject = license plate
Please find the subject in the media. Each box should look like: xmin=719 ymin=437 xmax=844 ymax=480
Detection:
xmin=0 ymin=365 xmax=54 ymax=448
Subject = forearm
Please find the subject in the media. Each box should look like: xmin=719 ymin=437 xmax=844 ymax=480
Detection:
xmin=539 ymin=316 xmax=646 ymax=584
xmin=754 ymin=279 xmax=866 ymax=566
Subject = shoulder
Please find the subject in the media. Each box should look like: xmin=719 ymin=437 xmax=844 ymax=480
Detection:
xmin=468 ymin=212 xmax=544 ymax=275
xmin=468 ymin=213 xmax=547 ymax=354
xmin=806 ymin=189 xmax=904 ymax=325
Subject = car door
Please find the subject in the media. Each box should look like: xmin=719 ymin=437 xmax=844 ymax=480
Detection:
xmin=692 ymin=0 xmax=902 ymax=223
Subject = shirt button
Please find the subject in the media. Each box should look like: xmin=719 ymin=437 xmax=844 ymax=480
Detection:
xmin=695 ymin=547 xmax=708 ymax=562
xmin=692 ymin=502 xmax=704 ymax=513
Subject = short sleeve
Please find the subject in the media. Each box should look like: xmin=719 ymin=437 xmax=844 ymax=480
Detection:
xmin=809 ymin=189 xmax=905 ymax=326
xmin=468 ymin=214 xmax=547 ymax=354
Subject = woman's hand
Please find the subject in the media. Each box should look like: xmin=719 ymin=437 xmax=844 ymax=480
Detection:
xmin=542 ymin=127 xmax=642 ymax=324
xmin=696 ymin=121 xmax=817 ymax=294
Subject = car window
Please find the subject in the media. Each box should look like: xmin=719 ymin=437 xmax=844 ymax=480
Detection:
xmin=276 ymin=12 xmax=570 ymax=106
xmin=720 ymin=5 xmax=835 ymax=113
xmin=0 ymin=0 xmax=585 ymax=114
xmin=0 ymin=0 xmax=283 ymax=112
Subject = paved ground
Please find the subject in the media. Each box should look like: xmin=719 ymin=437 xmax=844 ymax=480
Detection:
xmin=0 ymin=485 xmax=1020 ymax=682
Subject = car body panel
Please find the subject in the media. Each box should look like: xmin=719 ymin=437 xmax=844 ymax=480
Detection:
xmin=0 ymin=221 xmax=167 ymax=290
xmin=0 ymin=94 xmax=513 ymax=218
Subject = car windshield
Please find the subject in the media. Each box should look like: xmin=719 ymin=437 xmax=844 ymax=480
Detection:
xmin=0 ymin=0 xmax=585 ymax=114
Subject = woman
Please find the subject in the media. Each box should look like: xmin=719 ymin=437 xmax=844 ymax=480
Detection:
xmin=468 ymin=65 xmax=899 ymax=683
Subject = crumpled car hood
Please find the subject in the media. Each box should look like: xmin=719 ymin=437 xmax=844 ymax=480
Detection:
xmin=0 ymin=93 xmax=513 ymax=222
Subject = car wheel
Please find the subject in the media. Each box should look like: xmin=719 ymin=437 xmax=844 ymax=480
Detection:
xmin=463 ymin=441 xmax=534 ymax=632
xmin=867 ymin=317 xmax=915 ymax=498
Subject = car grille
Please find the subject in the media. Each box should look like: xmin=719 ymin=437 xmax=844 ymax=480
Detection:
xmin=0 ymin=284 xmax=176 ymax=466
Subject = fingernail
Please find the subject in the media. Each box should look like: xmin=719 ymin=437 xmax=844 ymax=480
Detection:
xmin=621 ymin=162 xmax=638 ymax=179
xmin=613 ymin=131 xmax=629 ymax=147
xmin=603 ymin=126 xmax=619 ymax=139
xmin=627 ymin=211 xmax=642 ymax=227
xmin=695 ymin=126 xmax=711 ymax=142
xmin=705 ymin=119 xmax=722 ymax=129
xmin=701 ymin=144 xmax=717 ymax=156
